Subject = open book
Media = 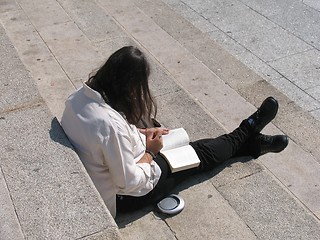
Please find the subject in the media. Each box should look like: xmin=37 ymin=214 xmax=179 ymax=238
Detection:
xmin=160 ymin=128 xmax=200 ymax=173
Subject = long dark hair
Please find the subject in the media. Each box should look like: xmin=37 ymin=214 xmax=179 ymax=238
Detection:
xmin=87 ymin=46 xmax=157 ymax=124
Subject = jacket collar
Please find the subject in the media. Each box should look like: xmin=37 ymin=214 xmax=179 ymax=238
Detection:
xmin=82 ymin=82 xmax=106 ymax=105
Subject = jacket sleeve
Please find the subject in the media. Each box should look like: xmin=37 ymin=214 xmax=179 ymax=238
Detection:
xmin=100 ymin=127 xmax=156 ymax=196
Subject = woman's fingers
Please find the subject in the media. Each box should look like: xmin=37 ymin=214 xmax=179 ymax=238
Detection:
xmin=161 ymin=128 xmax=170 ymax=135
xmin=142 ymin=127 xmax=169 ymax=139
xmin=146 ymin=131 xmax=163 ymax=154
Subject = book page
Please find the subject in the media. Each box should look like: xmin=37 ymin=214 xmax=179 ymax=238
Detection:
xmin=161 ymin=145 xmax=200 ymax=173
xmin=161 ymin=128 xmax=190 ymax=152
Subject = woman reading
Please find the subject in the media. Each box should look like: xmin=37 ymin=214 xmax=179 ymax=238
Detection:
xmin=61 ymin=46 xmax=288 ymax=218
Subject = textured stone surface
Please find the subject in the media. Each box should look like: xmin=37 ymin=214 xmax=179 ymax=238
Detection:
xmin=0 ymin=25 xmax=42 ymax=111
xmin=57 ymin=0 xmax=127 ymax=42
xmin=165 ymin=0 xmax=320 ymax=120
xmin=118 ymin=212 xmax=176 ymax=240
xmin=165 ymin=175 xmax=257 ymax=240
xmin=218 ymin=171 xmax=320 ymax=240
xmin=0 ymin=106 xmax=119 ymax=239
xmin=0 ymin=10 xmax=75 ymax=120
xmin=269 ymin=77 xmax=320 ymax=111
xmin=269 ymin=49 xmax=320 ymax=90
xmin=0 ymin=168 xmax=24 ymax=240
xmin=229 ymin=24 xmax=312 ymax=62
xmin=0 ymin=16 xmax=120 ymax=238
xmin=304 ymin=0 xmax=320 ymax=11
xmin=268 ymin=2 xmax=320 ymax=49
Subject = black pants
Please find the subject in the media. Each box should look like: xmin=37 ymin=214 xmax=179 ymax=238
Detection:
xmin=117 ymin=120 xmax=257 ymax=213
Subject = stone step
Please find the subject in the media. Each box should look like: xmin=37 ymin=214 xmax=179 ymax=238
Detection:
xmin=0 ymin=20 xmax=120 ymax=240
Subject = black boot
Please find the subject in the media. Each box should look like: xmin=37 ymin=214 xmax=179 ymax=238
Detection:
xmin=247 ymin=97 xmax=279 ymax=133
xmin=250 ymin=134 xmax=289 ymax=158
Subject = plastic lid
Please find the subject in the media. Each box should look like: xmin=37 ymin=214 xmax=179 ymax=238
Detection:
xmin=157 ymin=194 xmax=185 ymax=215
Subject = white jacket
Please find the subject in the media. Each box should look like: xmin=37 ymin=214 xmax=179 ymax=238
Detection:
xmin=61 ymin=83 xmax=161 ymax=217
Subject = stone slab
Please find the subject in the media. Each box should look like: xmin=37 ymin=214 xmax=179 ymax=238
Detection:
xmin=269 ymin=77 xmax=320 ymax=112
xmin=307 ymin=85 xmax=320 ymax=101
xmin=148 ymin=58 xmax=182 ymax=98
xmin=0 ymin=0 xmax=20 ymax=13
xmin=268 ymin=1 xmax=320 ymax=49
xmin=234 ymin=50 xmax=282 ymax=83
xmin=229 ymin=24 xmax=312 ymax=62
xmin=269 ymin=49 xmax=320 ymax=90
xmin=259 ymin=141 xmax=320 ymax=219
xmin=13 ymin=0 xmax=104 ymax=82
xmin=118 ymin=212 xmax=176 ymax=240
xmin=182 ymin=0 xmax=249 ymax=27
xmin=311 ymin=108 xmax=320 ymax=121
xmin=177 ymin=33 xmax=261 ymax=90
xmin=0 ymin=105 xmax=119 ymax=239
xmin=207 ymin=2 xmax=275 ymax=34
xmin=95 ymin=0 xmax=135 ymax=10
xmin=0 ymin=24 xmax=42 ymax=112
xmin=57 ymin=0 xmax=127 ymax=43
xmin=93 ymin=37 xmax=139 ymax=58
xmin=163 ymin=0 xmax=219 ymax=33
xmin=81 ymin=228 xmax=122 ymax=240
xmin=238 ymin=0 xmax=301 ymax=18
xmin=0 ymin=167 xmax=24 ymax=240
xmin=304 ymin=0 xmax=320 ymax=11
xmin=16 ymin=0 xmax=70 ymax=29
xmin=0 ymin=9 xmax=75 ymax=121
xmin=37 ymin=21 xmax=104 ymax=81
xmin=135 ymin=0 xmax=203 ymax=41
xmin=165 ymin=174 xmax=257 ymax=240
xmin=207 ymin=30 xmax=247 ymax=56
xmin=208 ymin=157 xmax=263 ymax=188
xmin=217 ymin=170 xmax=320 ymax=239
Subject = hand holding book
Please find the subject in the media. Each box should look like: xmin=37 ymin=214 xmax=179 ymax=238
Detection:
xmin=139 ymin=127 xmax=170 ymax=138
xmin=140 ymin=128 xmax=170 ymax=155
xmin=160 ymin=128 xmax=200 ymax=173
xmin=139 ymin=127 xmax=200 ymax=173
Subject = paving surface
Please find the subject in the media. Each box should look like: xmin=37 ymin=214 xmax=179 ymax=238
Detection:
xmin=163 ymin=0 xmax=320 ymax=120
xmin=1 ymin=0 xmax=320 ymax=239
xmin=0 ymin=14 xmax=120 ymax=239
